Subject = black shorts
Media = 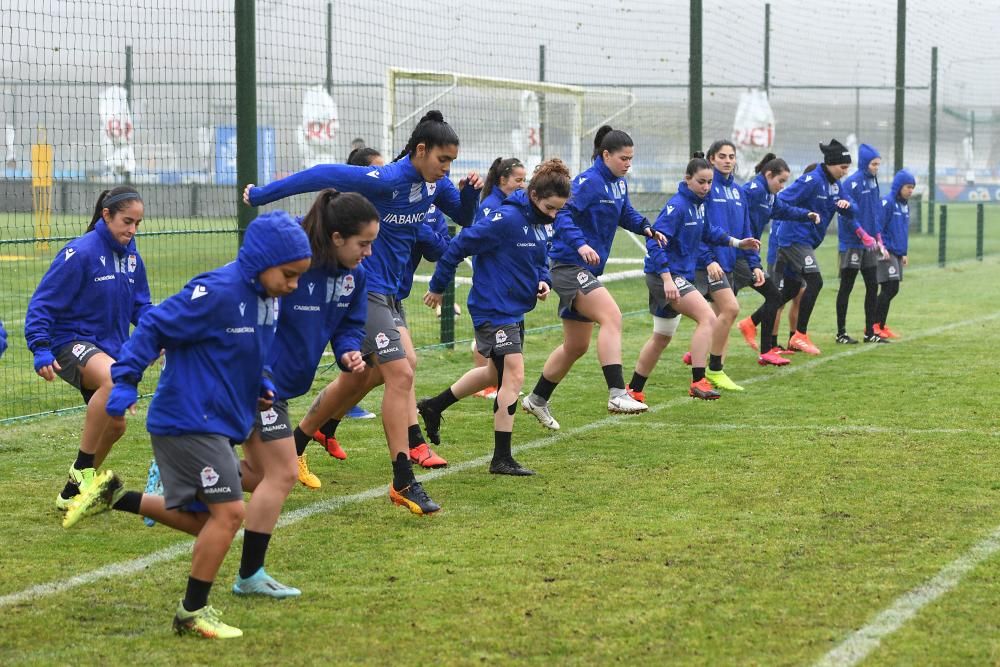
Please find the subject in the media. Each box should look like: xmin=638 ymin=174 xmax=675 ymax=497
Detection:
xmin=254 ymin=399 xmax=293 ymax=442
xmin=731 ymin=257 xmax=757 ymax=294
xmin=55 ymin=341 xmax=105 ymax=404
xmin=150 ymin=433 xmax=244 ymax=509
xmin=693 ymin=269 xmax=733 ymax=301
xmin=840 ymin=248 xmax=878 ymax=272
xmin=550 ymin=262 xmax=603 ymax=323
xmin=645 ymin=272 xmax=695 ymax=318
xmin=361 ymin=293 xmax=408 ymax=365
xmin=775 ymin=243 xmax=821 ymax=276
xmin=474 ymin=321 xmax=525 ymax=359
xmin=877 ymin=253 xmax=904 ymax=283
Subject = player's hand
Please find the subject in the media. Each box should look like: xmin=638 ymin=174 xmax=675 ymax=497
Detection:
xmin=662 ymin=273 xmax=680 ymax=301
xmin=106 ymin=382 xmax=138 ymax=417
xmin=878 ymin=244 xmax=890 ymax=261
xmin=752 ymin=268 xmax=766 ymax=287
xmin=459 ymin=172 xmax=484 ymax=191
xmin=341 ymin=351 xmax=365 ymax=373
xmin=257 ymin=376 xmax=276 ymax=411
xmin=242 ymin=184 xmax=255 ymax=206
xmin=33 ymin=349 xmax=61 ymax=382
xmin=738 ymin=237 xmax=761 ymax=251
xmin=645 ymin=228 xmax=667 ymax=248
xmin=578 ymin=244 xmax=600 ymax=266
xmin=423 ymin=290 xmax=443 ymax=309
xmin=537 ymin=282 xmax=550 ymax=301
xmin=836 ymin=199 xmax=851 ymax=210
xmin=706 ymin=261 xmax=724 ymax=281
xmin=901 ymin=255 xmax=908 ymax=267
xmin=808 ymin=212 xmax=821 ymax=224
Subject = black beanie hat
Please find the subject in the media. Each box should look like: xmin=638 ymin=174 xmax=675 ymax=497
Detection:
xmin=820 ymin=139 xmax=852 ymax=166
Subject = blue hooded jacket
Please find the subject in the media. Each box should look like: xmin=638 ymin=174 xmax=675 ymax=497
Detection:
xmin=548 ymin=158 xmax=650 ymax=276
xmin=429 ymin=189 xmax=551 ymax=327
xmin=25 ymin=220 xmax=152 ymax=359
xmin=247 ymin=156 xmax=479 ymax=296
xmin=840 ymin=143 xmax=882 ymax=250
xmin=879 ymin=169 xmax=915 ymax=256
xmin=741 ymin=172 xmax=814 ymax=240
xmin=110 ymin=212 xmax=311 ymax=442
xmin=699 ymin=168 xmax=761 ymax=272
xmin=477 ymin=186 xmax=506 ymax=222
xmin=644 ymin=181 xmax=732 ymax=281
xmin=397 ymin=204 xmax=450 ymax=301
xmin=0 ymin=319 xmax=7 ymax=358
xmin=776 ymin=164 xmax=858 ymax=250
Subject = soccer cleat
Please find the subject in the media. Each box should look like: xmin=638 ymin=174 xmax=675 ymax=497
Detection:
xmin=864 ymin=333 xmax=890 ymax=344
xmin=689 ymin=378 xmax=721 ymax=400
xmin=489 ymin=458 xmax=536 ymax=476
xmin=232 ymin=568 xmax=301 ymax=599
xmin=608 ymin=391 xmax=648 ymax=414
xmin=737 ymin=317 xmax=760 ymax=351
xmin=682 ymin=351 xmax=693 ymax=366
xmin=313 ymin=431 xmax=346 ymax=460
xmin=345 ymin=405 xmax=376 ymax=420
xmin=521 ymin=395 xmax=560 ymax=431
xmin=775 ymin=345 xmax=796 ymax=356
xmin=55 ymin=465 xmax=99 ymax=511
xmin=296 ymin=454 xmax=321 ymax=490
xmin=835 ymin=333 xmax=859 ymax=345
xmin=788 ymin=331 xmax=821 ymax=355
xmin=409 ymin=443 xmax=448 ymax=469
xmin=758 ymin=348 xmax=791 ymax=366
xmin=875 ymin=324 xmax=901 ymax=339
xmin=705 ymin=369 xmax=744 ymax=391
xmin=143 ymin=458 xmax=163 ymax=527
xmin=389 ymin=481 xmax=440 ymax=515
xmin=173 ymin=602 xmax=243 ymax=639
xmin=416 ymin=398 xmax=443 ymax=446
xmin=625 ymin=384 xmax=646 ymax=403
xmin=62 ymin=470 xmax=119 ymax=528
xmin=473 ymin=385 xmax=498 ymax=399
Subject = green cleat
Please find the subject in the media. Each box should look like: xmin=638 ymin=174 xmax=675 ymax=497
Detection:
xmin=705 ymin=369 xmax=744 ymax=392
xmin=62 ymin=471 xmax=122 ymax=528
xmin=173 ymin=601 xmax=243 ymax=639
xmin=55 ymin=465 xmax=99 ymax=511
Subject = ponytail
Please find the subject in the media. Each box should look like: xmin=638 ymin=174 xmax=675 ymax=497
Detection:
xmin=592 ymin=125 xmax=633 ymax=160
xmin=754 ymin=152 xmax=790 ymax=177
xmin=88 ymin=185 xmax=142 ymax=232
xmin=348 ymin=147 xmax=382 ymax=167
xmin=300 ymin=189 xmax=379 ymax=269
xmin=527 ymin=158 xmax=571 ymax=200
xmin=685 ymin=153 xmax=711 ymax=177
xmin=393 ymin=110 xmax=459 ymax=162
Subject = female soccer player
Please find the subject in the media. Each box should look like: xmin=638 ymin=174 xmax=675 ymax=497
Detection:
xmin=64 ymin=211 xmax=312 ymax=639
xmin=418 ymin=159 xmax=571 ymax=475
xmin=873 ymin=169 xmax=915 ymax=338
xmin=0 ymin=319 xmax=7 ymax=359
xmin=772 ymin=139 xmax=857 ymax=355
xmin=245 ymin=110 xmax=482 ymax=514
xmin=627 ymin=156 xmax=760 ymax=402
xmin=24 ymin=186 xmax=151 ymax=511
xmin=521 ymin=126 xmax=666 ymax=429
xmin=738 ymin=153 xmax=819 ymax=365
xmin=472 ymin=156 xmax=527 ymax=399
xmin=837 ymin=143 xmax=886 ymax=344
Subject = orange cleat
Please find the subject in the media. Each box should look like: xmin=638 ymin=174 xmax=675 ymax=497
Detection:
xmin=788 ymin=331 xmax=821 ymax=355
xmin=737 ymin=317 xmax=759 ymax=351
xmin=625 ymin=385 xmax=646 ymax=403
xmin=874 ymin=324 xmax=901 ymax=339
xmin=688 ymin=378 xmax=721 ymax=400
xmin=313 ymin=431 xmax=347 ymax=460
xmin=409 ymin=443 xmax=448 ymax=469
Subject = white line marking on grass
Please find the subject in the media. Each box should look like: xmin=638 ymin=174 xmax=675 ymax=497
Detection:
xmin=684 ymin=424 xmax=1000 ymax=437
xmin=813 ymin=525 xmax=1000 ymax=667
xmin=2 ymin=310 xmax=998 ymax=610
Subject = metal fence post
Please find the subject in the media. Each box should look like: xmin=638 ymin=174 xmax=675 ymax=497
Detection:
xmin=689 ymin=0 xmax=702 ymax=156
xmin=938 ymin=205 xmax=947 ymax=267
xmin=976 ymin=203 xmax=984 ymax=261
xmin=928 ymin=46 xmax=938 ymax=236
xmin=235 ymin=0 xmax=257 ymax=246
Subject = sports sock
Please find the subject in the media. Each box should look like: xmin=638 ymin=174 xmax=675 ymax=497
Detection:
xmin=319 ymin=419 xmax=340 ymax=440
xmin=73 ymin=450 xmax=95 ymax=471
xmin=493 ymin=431 xmax=513 ymax=461
xmin=111 ymin=490 xmax=142 ymax=514
xmin=629 ymin=371 xmax=648 ymax=393
xmin=292 ymin=427 xmax=311 ymax=456
xmin=239 ymin=530 xmax=272 ymax=580
xmin=427 ymin=388 xmax=459 ymax=413
xmin=407 ymin=424 xmax=425 ymax=449
xmin=692 ymin=367 xmax=706 ymax=382
xmin=601 ymin=364 xmax=625 ymax=391
xmin=531 ymin=374 xmax=558 ymax=402
xmin=392 ymin=452 xmax=415 ymax=490
xmin=708 ymin=354 xmax=723 ymax=372
xmin=182 ymin=576 xmax=213 ymax=613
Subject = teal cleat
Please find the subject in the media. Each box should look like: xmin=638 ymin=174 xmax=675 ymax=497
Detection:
xmin=143 ymin=458 xmax=162 ymax=527
xmin=232 ymin=568 xmax=301 ymax=599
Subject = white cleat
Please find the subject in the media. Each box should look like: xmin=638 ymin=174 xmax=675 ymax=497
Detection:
xmin=521 ymin=395 xmax=560 ymax=431
xmin=608 ymin=392 xmax=648 ymax=414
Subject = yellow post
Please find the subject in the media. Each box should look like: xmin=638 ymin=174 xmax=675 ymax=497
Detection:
xmin=31 ymin=136 xmax=54 ymax=251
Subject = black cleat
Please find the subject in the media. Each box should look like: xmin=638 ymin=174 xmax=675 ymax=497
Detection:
xmin=389 ymin=481 xmax=441 ymax=515
xmin=489 ymin=458 xmax=536 ymax=476
xmin=863 ymin=333 xmax=889 ymax=344
xmin=835 ymin=333 xmax=859 ymax=344
xmin=416 ymin=398 xmax=443 ymax=446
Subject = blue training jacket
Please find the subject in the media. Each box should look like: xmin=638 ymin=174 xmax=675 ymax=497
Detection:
xmin=477 ymin=186 xmax=506 ymax=222
xmin=110 ymin=212 xmax=311 ymax=442
xmin=25 ymin=220 xmax=152 ymax=359
xmin=840 ymin=143 xmax=882 ymax=250
xmin=699 ymin=169 xmax=760 ymax=272
xmin=429 ymin=189 xmax=551 ymax=327
xmin=247 ymin=156 xmax=479 ymax=296
xmin=775 ymin=164 xmax=857 ymax=249
xmin=548 ymin=158 xmax=650 ymax=276
xmin=268 ymin=260 xmax=368 ymax=400
xmin=741 ymin=172 xmax=814 ymax=240
xmin=644 ymin=181 xmax=732 ymax=281
xmin=398 ymin=205 xmax=450 ymax=301
xmin=879 ymin=169 xmax=915 ymax=256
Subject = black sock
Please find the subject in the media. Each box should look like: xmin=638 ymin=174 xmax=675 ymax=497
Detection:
xmin=692 ymin=367 xmax=706 ymax=382
xmin=392 ymin=452 xmax=415 ymax=490
xmin=292 ymin=427 xmax=311 ymax=457
xmin=239 ymin=530 xmax=272 ymax=580
xmin=708 ymin=355 xmax=723 ymax=372
xmin=629 ymin=371 xmax=648 ymax=393
xmin=73 ymin=450 xmax=95 ymax=470
xmin=428 ymin=388 xmax=459 ymax=413
xmin=320 ymin=419 xmax=340 ymax=439
xmin=531 ymin=374 xmax=558 ymax=402
xmin=493 ymin=431 xmax=513 ymax=461
xmin=182 ymin=576 xmax=213 ymax=613
xmin=601 ymin=364 xmax=625 ymax=391
xmin=60 ymin=481 xmax=80 ymax=500
xmin=112 ymin=490 xmax=142 ymax=514
xmin=408 ymin=424 xmax=425 ymax=449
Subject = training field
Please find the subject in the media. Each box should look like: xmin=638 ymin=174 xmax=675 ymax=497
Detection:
xmin=1 ymin=248 xmax=999 ymax=664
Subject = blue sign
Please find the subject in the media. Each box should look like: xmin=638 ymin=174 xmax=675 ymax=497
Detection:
xmin=214 ymin=125 xmax=274 ymax=185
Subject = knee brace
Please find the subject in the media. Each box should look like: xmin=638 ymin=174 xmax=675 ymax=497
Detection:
xmin=652 ymin=315 xmax=680 ymax=337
